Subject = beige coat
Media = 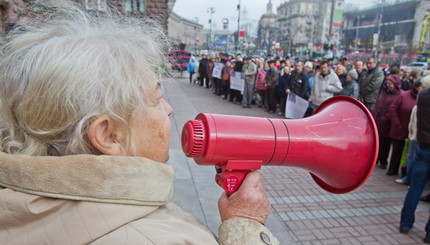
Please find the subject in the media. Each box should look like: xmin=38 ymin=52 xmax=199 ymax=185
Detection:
xmin=0 ymin=153 xmax=278 ymax=245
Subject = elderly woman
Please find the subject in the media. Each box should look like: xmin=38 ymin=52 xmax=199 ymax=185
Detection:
xmin=0 ymin=4 xmax=277 ymax=245
xmin=334 ymin=64 xmax=347 ymax=95
xmin=372 ymin=75 xmax=402 ymax=170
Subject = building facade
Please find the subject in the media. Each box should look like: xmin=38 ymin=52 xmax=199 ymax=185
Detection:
xmin=0 ymin=0 xmax=24 ymax=34
xmin=343 ymin=0 xmax=430 ymax=55
xmin=274 ymin=0 xmax=333 ymax=57
xmin=256 ymin=0 xmax=277 ymax=54
xmin=168 ymin=12 xmax=205 ymax=54
xmin=0 ymin=0 xmax=176 ymax=34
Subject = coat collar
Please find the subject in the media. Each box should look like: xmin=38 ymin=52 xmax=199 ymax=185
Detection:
xmin=0 ymin=152 xmax=174 ymax=206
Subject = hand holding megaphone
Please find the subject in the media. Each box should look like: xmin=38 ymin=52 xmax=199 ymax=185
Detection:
xmin=218 ymin=171 xmax=270 ymax=224
xmin=181 ymin=96 xmax=379 ymax=195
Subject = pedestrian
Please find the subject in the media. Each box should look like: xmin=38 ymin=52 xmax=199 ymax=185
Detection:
xmin=198 ymin=54 xmax=208 ymax=87
xmin=187 ymin=56 xmax=196 ymax=84
xmin=402 ymin=70 xmax=421 ymax=91
xmin=304 ymin=61 xmax=314 ymax=98
xmin=399 ymin=84 xmax=430 ymax=244
xmin=206 ymin=57 xmax=214 ymax=89
xmin=221 ymin=60 xmax=232 ymax=100
xmin=254 ymin=59 xmax=267 ymax=108
xmin=359 ymin=57 xmax=385 ymax=111
xmin=277 ymin=60 xmax=292 ymax=115
xmin=0 ymin=5 xmax=278 ymax=244
xmin=309 ymin=60 xmax=342 ymax=109
xmin=386 ymin=81 xmax=424 ymax=176
xmin=354 ymin=60 xmax=366 ymax=82
xmin=335 ymin=64 xmax=347 ymax=95
xmin=372 ymin=75 xmax=402 ymax=170
xmin=338 ymin=69 xmax=360 ymax=99
xmin=229 ymin=54 xmax=244 ymax=104
xmin=242 ymin=57 xmax=257 ymax=108
xmin=264 ymin=60 xmax=280 ymax=114
xmin=212 ymin=57 xmax=223 ymax=95
xmin=285 ymin=60 xmax=309 ymax=101
xmin=401 ymin=68 xmax=412 ymax=90
xmin=340 ymin=57 xmax=353 ymax=71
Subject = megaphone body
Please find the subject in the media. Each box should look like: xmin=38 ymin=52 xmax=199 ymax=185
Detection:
xmin=181 ymin=96 xmax=379 ymax=195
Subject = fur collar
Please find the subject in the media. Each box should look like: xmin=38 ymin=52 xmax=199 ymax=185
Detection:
xmin=0 ymin=152 xmax=174 ymax=206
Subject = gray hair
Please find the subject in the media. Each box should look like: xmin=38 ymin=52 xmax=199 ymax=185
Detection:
xmin=421 ymin=75 xmax=430 ymax=88
xmin=0 ymin=3 xmax=169 ymax=156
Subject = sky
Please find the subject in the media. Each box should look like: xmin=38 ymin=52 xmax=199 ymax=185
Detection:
xmin=173 ymin=0 xmax=378 ymax=33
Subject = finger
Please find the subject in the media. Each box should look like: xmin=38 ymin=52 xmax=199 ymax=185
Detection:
xmin=240 ymin=171 xmax=261 ymax=190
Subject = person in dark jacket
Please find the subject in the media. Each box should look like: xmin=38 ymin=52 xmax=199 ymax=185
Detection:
xmin=335 ymin=64 xmax=347 ymax=90
xmin=399 ymin=86 xmax=430 ymax=244
xmin=402 ymin=70 xmax=421 ymax=91
xmin=264 ymin=60 xmax=280 ymax=114
xmin=229 ymin=54 xmax=244 ymax=103
xmin=372 ymin=75 xmax=402 ymax=169
xmin=359 ymin=58 xmax=384 ymax=111
xmin=198 ymin=55 xmax=208 ymax=87
xmin=386 ymin=81 xmax=423 ymax=176
xmin=277 ymin=61 xmax=292 ymax=116
xmin=338 ymin=69 xmax=360 ymax=99
xmin=285 ymin=60 xmax=309 ymax=100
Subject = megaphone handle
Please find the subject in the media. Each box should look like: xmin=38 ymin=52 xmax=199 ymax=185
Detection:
xmin=215 ymin=160 xmax=263 ymax=196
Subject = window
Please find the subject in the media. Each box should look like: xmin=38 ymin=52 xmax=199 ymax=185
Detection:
xmin=124 ymin=0 xmax=145 ymax=13
xmin=125 ymin=0 xmax=132 ymax=12
xmin=85 ymin=0 xmax=106 ymax=11
xmin=137 ymin=0 xmax=145 ymax=12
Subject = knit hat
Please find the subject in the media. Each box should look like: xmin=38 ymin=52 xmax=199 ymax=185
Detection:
xmin=304 ymin=61 xmax=313 ymax=69
xmin=347 ymin=69 xmax=358 ymax=80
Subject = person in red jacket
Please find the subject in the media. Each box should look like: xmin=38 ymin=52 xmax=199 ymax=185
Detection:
xmin=254 ymin=58 xmax=267 ymax=108
xmin=372 ymin=75 xmax=402 ymax=169
xmin=386 ymin=81 xmax=424 ymax=176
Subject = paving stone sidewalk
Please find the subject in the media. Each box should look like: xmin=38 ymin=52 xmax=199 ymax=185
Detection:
xmin=163 ymin=71 xmax=430 ymax=245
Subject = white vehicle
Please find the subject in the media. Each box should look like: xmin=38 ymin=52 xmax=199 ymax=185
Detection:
xmin=404 ymin=62 xmax=428 ymax=72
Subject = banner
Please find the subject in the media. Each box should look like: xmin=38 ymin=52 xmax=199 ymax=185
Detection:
xmin=285 ymin=93 xmax=309 ymax=119
xmin=332 ymin=0 xmax=345 ymax=28
xmin=230 ymin=71 xmax=245 ymax=93
xmin=212 ymin=62 xmax=224 ymax=79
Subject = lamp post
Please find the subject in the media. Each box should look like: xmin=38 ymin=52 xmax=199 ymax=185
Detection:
xmin=208 ymin=7 xmax=215 ymax=53
xmin=236 ymin=0 xmax=241 ymax=53
xmin=305 ymin=15 xmax=314 ymax=59
xmin=193 ymin=17 xmax=199 ymax=55
xmin=354 ymin=15 xmax=364 ymax=53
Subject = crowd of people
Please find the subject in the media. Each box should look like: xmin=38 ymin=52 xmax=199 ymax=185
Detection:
xmin=188 ymin=52 xmax=430 ymax=243
xmin=188 ymin=54 xmax=372 ymax=116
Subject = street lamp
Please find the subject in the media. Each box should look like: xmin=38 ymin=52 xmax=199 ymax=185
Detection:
xmin=207 ymin=7 xmax=215 ymax=53
xmin=236 ymin=0 xmax=241 ymax=53
xmin=193 ymin=17 xmax=199 ymax=54
xmin=354 ymin=15 xmax=364 ymax=53
xmin=305 ymin=15 xmax=313 ymax=59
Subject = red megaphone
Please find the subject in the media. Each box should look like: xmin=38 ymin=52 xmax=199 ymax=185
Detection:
xmin=181 ymin=96 xmax=379 ymax=195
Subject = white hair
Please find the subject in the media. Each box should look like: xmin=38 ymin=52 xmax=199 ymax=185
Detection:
xmin=421 ymin=75 xmax=430 ymax=88
xmin=0 ymin=2 xmax=169 ymax=156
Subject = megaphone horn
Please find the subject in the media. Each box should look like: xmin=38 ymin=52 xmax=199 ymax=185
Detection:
xmin=181 ymin=96 xmax=379 ymax=195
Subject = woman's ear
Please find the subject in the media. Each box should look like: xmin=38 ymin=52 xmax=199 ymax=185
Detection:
xmin=87 ymin=115 xmax=125 ymax=155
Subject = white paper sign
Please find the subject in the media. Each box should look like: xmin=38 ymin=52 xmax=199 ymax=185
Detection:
xmin=212 ymin=62 xmax=224 ymax=79
xmin=230 ymin=71 xmax=245 ymax=93
xmin=285 ymin=93 xmax=309 ymax=118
